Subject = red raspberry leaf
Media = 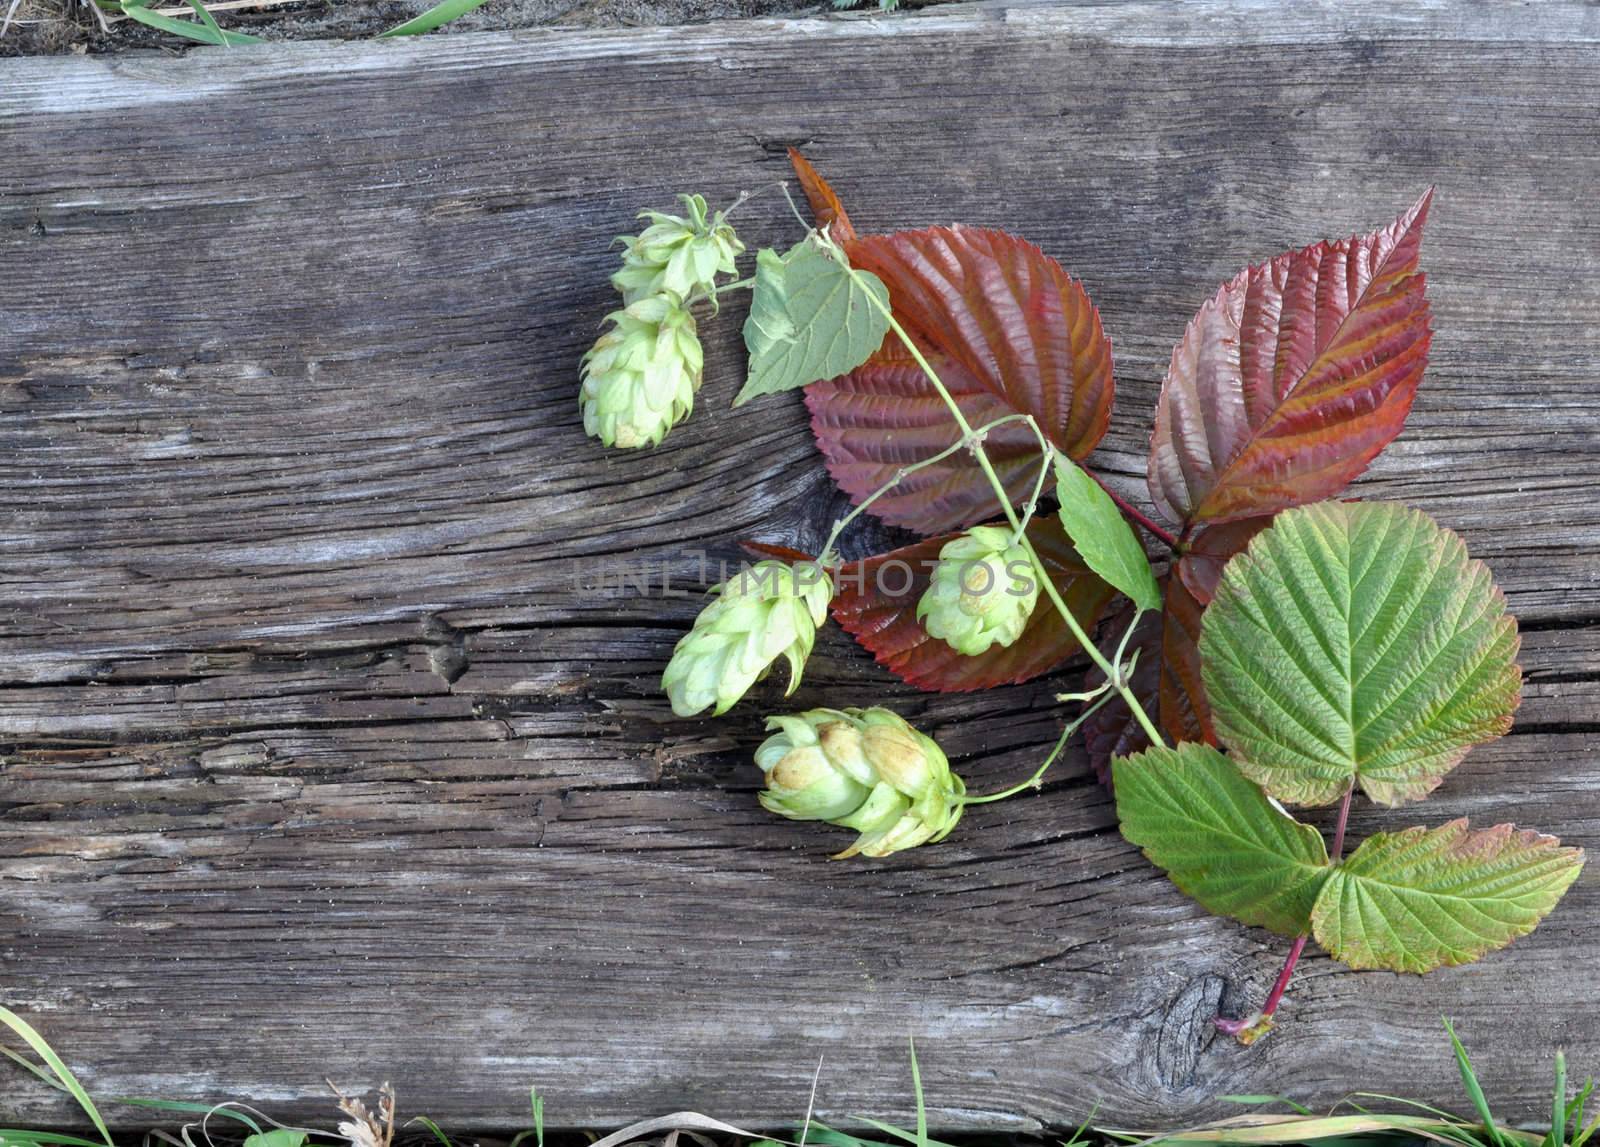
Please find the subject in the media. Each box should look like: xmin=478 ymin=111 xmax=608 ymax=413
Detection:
xmin=808 ymin=225 xmax=1115 ymax=535
xmin=1148 ymin=191 xmax=1434 ymax=528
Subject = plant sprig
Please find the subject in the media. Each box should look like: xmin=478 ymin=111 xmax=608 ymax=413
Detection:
xmin=577 ymin=157 xmax=1582 ymax=1040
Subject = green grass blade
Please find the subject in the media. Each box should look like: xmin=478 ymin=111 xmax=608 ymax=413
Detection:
xmin=1553 ymin=1051 xmax=1569 ymax=1147
xmin=1061 ymin=1103 xmax=1102 ymax=1147
xmin=1349 ymin=1093 xmax=1468 ymax=1122
xmin=1446 ymin=1019 xmax=1509 ymax=1147
xmin=801 ymin=1126 xmax=880 ymax=1147
xmin=0 ymin=1007 xmax=113 ymax=1147
xmin=117 ymin=1 xmax=261 ymax=44
xmin=1219 ymin=1097 xmax=1316 ymax=1117
xmin=850 ymin=1118 xmax=960 ymax=1147
xmin=184 ymin=0 xmax=228 ymax=42
xmin=1 ymin=1044 xmax=66 ymax=1092
xmin=0 ymin=1067 xmax=263 ymax=1139
xmin=909 ymin=1037 xmax=926 ymax=1147
xmin=409 ymin=1116 xmax=453 ymax=1147
xmin=0 ymin=1052 xmax=263 ymax=1143
xmin=1576 ymin=1112 xmax=1600 ymax=1147
xmin=376 ymin=0 xmax=490 ymax=37
xmin=1570 ymin=1081 xmax=1595 ymax=1147
xmin=1429 ymin=1127 xmax=1498 ymax=1147
xmin=109 ymin=1098 xmax=261 ymax=1133
xmin=0 ymin=1130 xmax=114 ymax=1147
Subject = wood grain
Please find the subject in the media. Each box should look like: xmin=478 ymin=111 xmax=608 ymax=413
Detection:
xmin=3 ymin=0 xmax=1599 ymax=1131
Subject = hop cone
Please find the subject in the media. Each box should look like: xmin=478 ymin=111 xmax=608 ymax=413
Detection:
xmin=611 ymin=194 xmax=744 ymax=305
xmin=916 ymin=525 xmax=1038 ymax=655
xmin=755 ymin=707 xmax=965 ymax=858
xmin=662 ymin=561 xmax=833 ymax=718
xmin=579 ymin=293 xmax=703 ymax=449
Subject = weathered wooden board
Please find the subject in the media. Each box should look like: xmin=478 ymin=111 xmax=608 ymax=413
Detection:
xmin=3 ymin=0 xmax=1599 ymax=1132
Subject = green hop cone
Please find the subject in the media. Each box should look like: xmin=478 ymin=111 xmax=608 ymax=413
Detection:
xmin=755 ymin=707 xmax=966 ymax=859
xmin=662 ymin=560 xmax=832 ymax=718
xmin=916 ymin=525 xmax=1038 ymax=655
xmin=579 ymin=293 xmax=703 ymax=449
xmin=611 ymin=194 xmax=744 ymax=305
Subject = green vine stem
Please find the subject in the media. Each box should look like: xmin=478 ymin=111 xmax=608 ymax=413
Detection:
xmin=959 ymin=691 xmax=1116 ymax=806
xmin=1009 ymin=416 xmax=1057 ymax=546
xmin=687 ymin=275 xmax=756 ymax=315
xmin=813 ymin=409 xmax=1135 ymax=802
xmin=817 ymin=413 xmax=1034 ymax=566
xmin=821 ymin=231 xmax=1168 ymax=750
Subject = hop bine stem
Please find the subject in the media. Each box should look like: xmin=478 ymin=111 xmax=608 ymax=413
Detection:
xmin=1010 ymin=420 xmax=1057 ymax=547
xmin=817 ymin=413 xmax=1033 ymax=566
xmin=706 ymin=276 xmax=756 ymax=297
xmin=959 ymin=691 xmax=1115 ymax=806
xmin=823 ymin=231 xmax=1167 ymax=751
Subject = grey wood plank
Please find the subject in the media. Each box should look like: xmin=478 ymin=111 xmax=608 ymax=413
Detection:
xmin=3 ymin=0 xmax=1599 ymax=1132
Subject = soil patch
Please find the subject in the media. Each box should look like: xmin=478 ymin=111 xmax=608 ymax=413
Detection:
xmin=0 ymin=0 xmax=843 ymax=57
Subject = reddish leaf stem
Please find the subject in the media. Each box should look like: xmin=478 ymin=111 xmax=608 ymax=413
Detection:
xmin=1086 ymin=470 xmax=1181 ymax=550
xmin=1262 ymin=935 xmax=1309 ymax=1018
xmin=1330 ymin=782 xmax=1356 ymax=862
xmin=1217 ymin=784 xmax=1357 ymax=1041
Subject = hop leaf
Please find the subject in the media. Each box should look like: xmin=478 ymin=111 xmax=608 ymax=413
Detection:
xmin=755 ymin=706 xmax=963 ymax=858
xmin=915 ymin=525 xmax=1038 ymax=656
xmin=735 ymin=237 xmax=890 ymax=406
xmin=1055 ymin=456 xmax=1161 ymax=613
xmin=662 ymin=560 xmax=833 ymax=717
xmin=1116 ymin=748 xmax=1585 ymax=972
xmin=1201 ymin=501 xmax=1522 ymax=807
xmin=579 ymin=294 xmax=703 ymax=449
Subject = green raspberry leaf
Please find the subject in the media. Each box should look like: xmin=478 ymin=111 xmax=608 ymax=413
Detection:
xmin=1312 ymin=819 xmax=1584 ymax=973
xmin=1201 ymin=500 xmax=1521 ymax=807
xmin=1113 ymin=742 xmax=1332 ymax=937
xmin=1055 ymin=456 xmax=1162 ymax=613
xmin=735 ymin=237 xmax=890 ymax=406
